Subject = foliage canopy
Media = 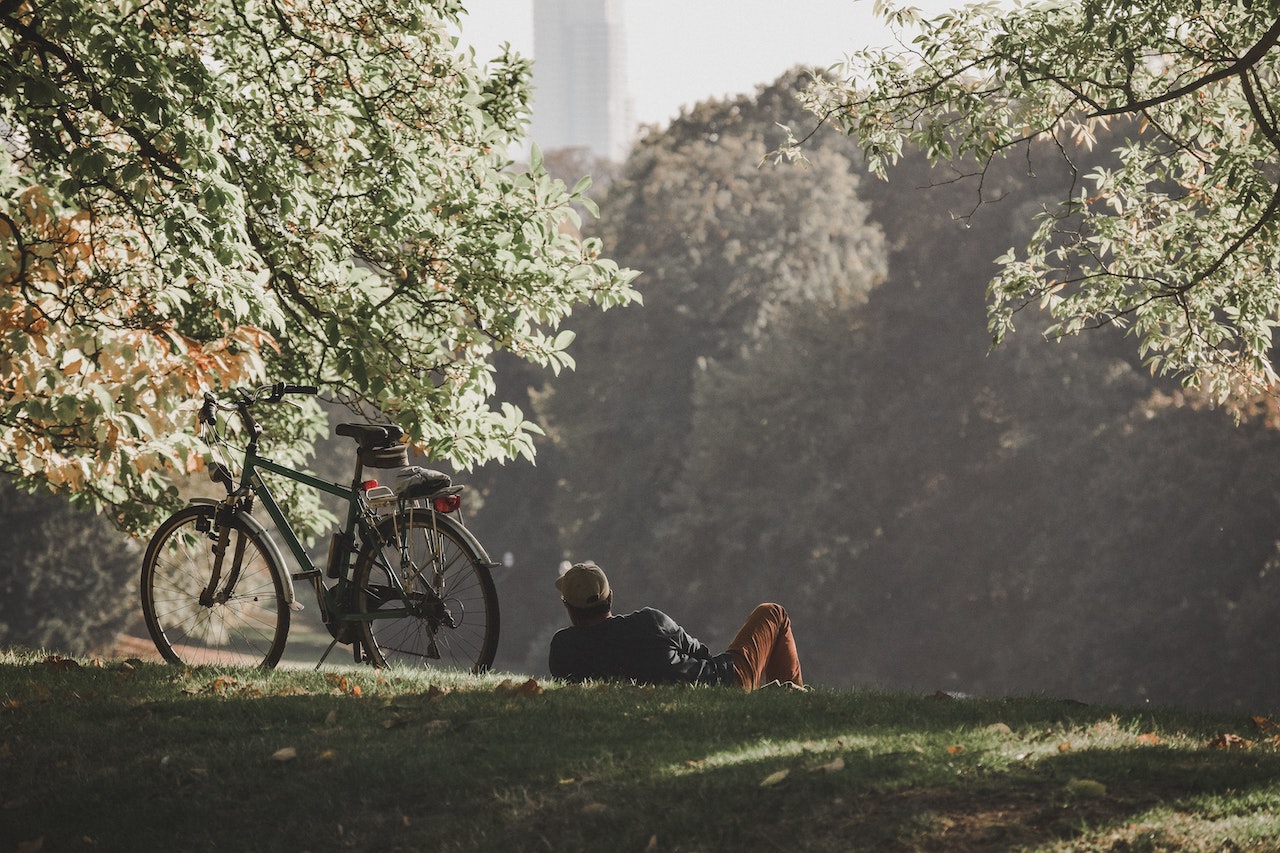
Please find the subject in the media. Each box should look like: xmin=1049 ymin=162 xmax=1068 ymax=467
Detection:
xmin=1 ymin=0 xmax=637 ymax=532
xmin=796 ymin=0 xmax=1280 ymax=408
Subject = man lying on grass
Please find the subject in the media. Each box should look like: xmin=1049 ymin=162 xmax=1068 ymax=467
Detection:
xmin=548 ymin=561 xmax=805 ymax=690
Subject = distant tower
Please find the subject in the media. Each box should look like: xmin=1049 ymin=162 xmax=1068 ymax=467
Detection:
xmin=530 ymin=0 xmax=632 ymax=162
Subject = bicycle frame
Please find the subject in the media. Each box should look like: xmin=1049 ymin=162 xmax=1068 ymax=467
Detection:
xmin=143 ymin=383 xmax=502 ymax=672
xmin=214 ymin=424 xmax=466 ymax=633
xmin=244 ymin=455 xmax=357 ymax=581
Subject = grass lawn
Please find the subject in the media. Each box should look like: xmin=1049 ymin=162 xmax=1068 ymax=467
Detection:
xmin=2 ymin=649 xmax=1279 ymax=852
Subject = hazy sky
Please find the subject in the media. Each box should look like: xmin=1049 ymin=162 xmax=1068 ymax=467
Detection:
xmin=456 ymin=0 xmax=963 ymax=130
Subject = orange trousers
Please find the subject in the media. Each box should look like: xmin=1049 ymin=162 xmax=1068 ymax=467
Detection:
xmin=726 ymin=603 xmax=803 ymax=690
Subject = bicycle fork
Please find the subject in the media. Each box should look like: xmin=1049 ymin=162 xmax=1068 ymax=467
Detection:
xmin=200 ymin=504 xmax=247 ymax=607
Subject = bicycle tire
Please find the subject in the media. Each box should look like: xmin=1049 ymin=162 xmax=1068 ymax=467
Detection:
xmin=140 ymin=504 xmax=290 ymax=668
xmin=353 ymin=510 xmax=499 ymax=673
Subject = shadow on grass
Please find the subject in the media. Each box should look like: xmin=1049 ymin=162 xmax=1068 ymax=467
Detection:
xmin=3 ymin=662 xmax=1278 ymax=852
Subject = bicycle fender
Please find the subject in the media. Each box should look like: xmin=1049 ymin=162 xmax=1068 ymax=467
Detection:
xmin=189 ymin=498 xmax=298 ymax=608
xmin=436 ymin=513 xmax=496 ymax=567
xmin=383 ymin=510 xmax=498 ymax=569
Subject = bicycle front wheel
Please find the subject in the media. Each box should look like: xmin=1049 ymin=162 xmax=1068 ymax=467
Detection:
xmin=354 ymin=511 xmax=499 ymax=673
xmin=140 ymin=504 xmax=290 ymax=668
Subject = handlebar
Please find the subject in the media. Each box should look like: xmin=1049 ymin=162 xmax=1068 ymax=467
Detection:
xmin=199 ymin=383 xmax=319 ymax=425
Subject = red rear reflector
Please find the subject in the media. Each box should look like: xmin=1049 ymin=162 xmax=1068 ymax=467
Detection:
xmin=362 ymin=479 xmax=380 ymax=491
xmin=433 ymin=494 xmax=462 ymax=513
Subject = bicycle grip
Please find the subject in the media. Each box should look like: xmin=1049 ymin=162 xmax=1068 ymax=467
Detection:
xmin=198 ymin=393 xmax=218 ymax=424
xmin=267 ymin=382 xmax=319 ymax=401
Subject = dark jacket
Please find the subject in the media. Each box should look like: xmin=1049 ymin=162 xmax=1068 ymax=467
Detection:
xmin=549 ymin=607 xmax=737 ymax=686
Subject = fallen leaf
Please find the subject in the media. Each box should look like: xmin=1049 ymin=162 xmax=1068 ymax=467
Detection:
xmin=1253 ymin=716 xmax=1280 ymax=734
xmin=41 ymin=656 xmax=80 ymax=671
xmin=812 ymin=757 xmax=845 ymax=774
xmin=271 ymin=686 xmax=310 ymax=697
xmin=495 ymin=678 xmax=543 ymax=698
xmin=1135 ymin=732 xmax=1162 ymax=746
xmin=582 ymin=802 xmax=607 ymax=814
xmin=986 ymin=722 xmax=1013 ymax=735
xmin=325 ymin=710 xmax=338 ymax=726
xmin=1208 ymin=733 xmax=1253 ymax=750
xmin=271 ymin=747 xmax=298 ymax=762
xmin=760 ymin=769 xmax=790 ymax=787
xmin=1057 ymin=741 xmax=1072 ymax=753
xmin=946 ymin=745 xmax=965 ymax=755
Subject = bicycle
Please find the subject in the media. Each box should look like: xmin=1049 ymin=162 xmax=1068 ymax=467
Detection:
xmin=139 ymin=382 xmax=500 ymax=673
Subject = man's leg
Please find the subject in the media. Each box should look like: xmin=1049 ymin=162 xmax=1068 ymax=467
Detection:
xmin=726 ymin=603 xmax=803 ymax=690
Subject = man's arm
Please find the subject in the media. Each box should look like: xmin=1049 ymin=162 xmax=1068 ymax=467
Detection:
xmin=649 ymin=609 xmax=729 ymax=683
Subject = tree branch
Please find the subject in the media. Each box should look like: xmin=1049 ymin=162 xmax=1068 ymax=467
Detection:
xmin=1091 ymin=16 xmax=1280 ymax=118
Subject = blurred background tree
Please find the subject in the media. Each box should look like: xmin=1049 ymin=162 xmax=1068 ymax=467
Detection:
xmin=468 ymin=68 xmax=1280 ymax=713
xmin=0 ymin=476 xmax=137 ymax=655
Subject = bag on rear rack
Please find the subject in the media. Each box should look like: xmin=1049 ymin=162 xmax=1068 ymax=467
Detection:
xmin=394 ymin=466 xmax=452 ymax=501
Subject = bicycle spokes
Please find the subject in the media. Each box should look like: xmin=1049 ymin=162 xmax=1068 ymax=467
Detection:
xmin=141 ymin=505 xmax=289 ymax=668
xmin=355 ymin=512 xmax=498 ymax=671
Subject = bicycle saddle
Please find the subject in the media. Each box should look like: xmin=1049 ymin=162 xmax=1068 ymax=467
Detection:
xmin=336 ymin=422 xmax=405 ymax=448
xmin=338 ymin=422 xmax=410 ymax=469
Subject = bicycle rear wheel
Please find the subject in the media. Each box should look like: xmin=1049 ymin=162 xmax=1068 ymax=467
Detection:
xmin=353 ymin=511 xmax=499 ymax=673
xmin=140 ymin=504 xmax=290 ymax=668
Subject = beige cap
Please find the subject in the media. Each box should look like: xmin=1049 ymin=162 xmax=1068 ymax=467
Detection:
xmin=556 ymin=561 xmax=610 ymax=609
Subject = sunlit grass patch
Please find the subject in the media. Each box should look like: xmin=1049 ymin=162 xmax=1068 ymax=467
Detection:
xmin=667 ymin=733 xmax=879 ymax=777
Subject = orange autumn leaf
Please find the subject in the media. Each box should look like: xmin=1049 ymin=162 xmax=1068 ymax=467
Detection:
xmin=1208 ymin=733 xmax=1254 ymax=750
